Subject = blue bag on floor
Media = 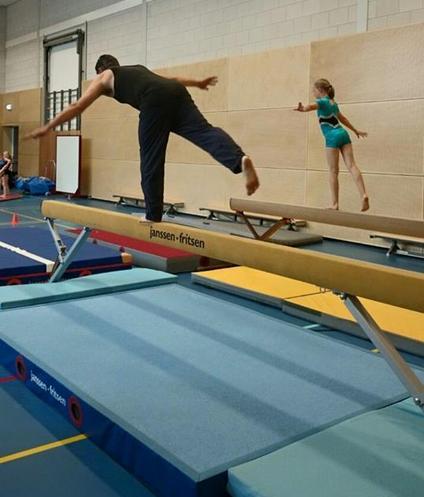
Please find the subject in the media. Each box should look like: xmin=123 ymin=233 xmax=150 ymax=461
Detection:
xmin=15 ymin=176 xmax=55 ymax=195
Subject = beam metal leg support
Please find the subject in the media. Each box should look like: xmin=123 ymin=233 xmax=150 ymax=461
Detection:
xmin=46 ymin=217 xmax=67 ymax=264
xmin=46 ymin=219 xmax=92 ymax=283
xmin=342 ymin=294 xmax=424 ymax=412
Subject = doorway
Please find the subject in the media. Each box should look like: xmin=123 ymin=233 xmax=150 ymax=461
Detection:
xmin=2 ymin=126 xmax=19 ymax=174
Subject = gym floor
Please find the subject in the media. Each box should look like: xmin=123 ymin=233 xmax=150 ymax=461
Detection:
xmin=0 ymin=193 xmax=423 ymax=496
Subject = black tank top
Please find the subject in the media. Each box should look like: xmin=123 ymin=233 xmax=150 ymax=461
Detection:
xmin=110 ymin=65 xmax=186 ymax=110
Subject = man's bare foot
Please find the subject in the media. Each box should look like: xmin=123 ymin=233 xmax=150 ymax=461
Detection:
xmin=242 ymin=156 xmax=259 ymax=196
xmin=361 ymin=196 xmax=369 ymax=212
xmin=138 ymin=215 xmax=155 ymax=224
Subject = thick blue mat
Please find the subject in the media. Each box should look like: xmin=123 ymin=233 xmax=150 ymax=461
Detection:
xmin=0 ymin=379 xmax=154 ymax=497
xmin=0 ymin=226 xmax=123 ymax=268
xmin=1 ymin=441 xmax=155 ymax=497
xmin=0 ymin=246 xmax=44 ymax=277
xmin=228 ymin=398 xmax=424 ymax=497
xmin=0 ymin=285 xmax=421 ymax=483
xmin=0 ymin=380 xmax=79 ymax=456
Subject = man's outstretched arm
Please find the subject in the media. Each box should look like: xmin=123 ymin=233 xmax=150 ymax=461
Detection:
xmin=28 ymin=73 xmax=109 ymax=139
xmin=167 ymin=75 xmax=218 ymax=90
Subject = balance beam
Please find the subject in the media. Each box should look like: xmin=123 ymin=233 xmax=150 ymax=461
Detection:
xmin=42 ymin=200 xmax=424 ymax=410
xmin=230 ymin=198 xmax=424 ymax=239
xmin=42 ymin=200 xmax=423 ymax=313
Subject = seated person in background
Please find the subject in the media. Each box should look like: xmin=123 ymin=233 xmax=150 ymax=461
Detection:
xmin=0 ymin=151 xmax=12 ymax=198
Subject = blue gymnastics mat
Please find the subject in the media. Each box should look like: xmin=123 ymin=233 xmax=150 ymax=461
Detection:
xmin=228 ymin=398 xmax=424 ymax=497
xmin=0 ymin=379 xmax=154 ymax=497
xmin=0 ymin=268 xmax=176 ymax=309
xmin=0 ymin=226 xmax=130 ymax=284
xmin=0 ymin=285 xmax=422 ymax=497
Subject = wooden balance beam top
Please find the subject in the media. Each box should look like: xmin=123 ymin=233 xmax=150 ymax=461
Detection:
xmin=42 ymin=200 xmax=424 ymax=313
xmin=230 ymin=199 xmax=424 ymax=239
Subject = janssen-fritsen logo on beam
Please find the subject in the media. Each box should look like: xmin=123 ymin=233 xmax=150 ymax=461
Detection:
xmin=30 ymin=370 xmax=67 ymax=407
xmin=149 ymin=226 xmax=205 ymax=249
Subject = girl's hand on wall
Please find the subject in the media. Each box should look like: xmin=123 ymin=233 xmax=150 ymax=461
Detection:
xmin=197 ymin=76 xmax=218 ymax=90
xmin=356 ymin=130 xmax=368 ymax=139
xmin=294 ymin=102 xmax=304 ymax=112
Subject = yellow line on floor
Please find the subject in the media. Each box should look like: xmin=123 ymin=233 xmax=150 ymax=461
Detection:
xmin=0 ymin=434 xmax=87 ymax=464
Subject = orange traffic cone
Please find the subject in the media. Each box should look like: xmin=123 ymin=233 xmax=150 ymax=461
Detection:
xmin=11 ymin=213 xmax=19 ymax=226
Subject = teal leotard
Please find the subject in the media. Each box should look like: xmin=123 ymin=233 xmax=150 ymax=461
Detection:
xmin=316 ymin=97 xmax=351 ymax=149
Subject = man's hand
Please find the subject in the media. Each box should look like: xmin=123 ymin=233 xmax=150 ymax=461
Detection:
xmin=26 ymin=125 xmax=51 ymax=140
xmin=197 ymin=76 xmax=218 ymax=90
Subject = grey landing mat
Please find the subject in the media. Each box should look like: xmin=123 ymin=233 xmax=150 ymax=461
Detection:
xmin=228 ymin=398 xmax=424 ymax=497
xmin=0 ymin=284 xmax=422 ymax=482
xmin=0 ymin=268 xmax=176 ymax=309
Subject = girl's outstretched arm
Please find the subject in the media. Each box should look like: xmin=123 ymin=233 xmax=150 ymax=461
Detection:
xmin=338 ymin=112 xmax=367 ymax=138
xmin=294 ymin=102 xmax=318 ymax=112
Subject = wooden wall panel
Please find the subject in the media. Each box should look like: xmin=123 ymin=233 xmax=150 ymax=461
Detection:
xmin=19 ymin=154 xmax=40 ymax=177
xmin=165 ymin=163 xmax=305 ymax=214
xmin=1 ymin=89 xmax=42 ymax=125
xmin=166 ymin=112 xmax=228 ymax=165
xmin=2 ymin=93 xmax=20 ymax=124
xmin=19 ymin=122 xmax=40 ymax=157
xmin=71 ymin=22 xmax=424 ymax=245
xmin=157 ymin=58 xmax=229 ymax=112
xmin=310 ymin=24 xmax=424 ymax=103
xmin=18 ymin=89 xmax=41 ymax=123
xmin=82 ymin=81 xmax=138 ymax=120
xmin=167 ymin=108 xmax=307 ymax=170
xmin=0 ymin=90 xmax=41 ymax=177
xmin=307 ymin=101 xmax=424 ymax=175
xmin=305 ymin=170 xmax=423 ymax=219
xmin=228 ymin=45 xmax=310 ymax=110
xmin=82 ymin=116 xmax=139 ymax=161
xmin=86 ymin=159 xmax=141 ymax=200
xmin=227 ymin=108 xmax=307 ymax=169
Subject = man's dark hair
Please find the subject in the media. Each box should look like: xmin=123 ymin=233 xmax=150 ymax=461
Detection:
xmin=95 ymin=54 xmax=120 ymax=74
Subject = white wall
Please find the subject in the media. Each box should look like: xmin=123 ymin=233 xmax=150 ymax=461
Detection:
xmin=368 ymin=0 xmax=424 ymax=29
xmin=3 ymin=0 xmax=424 ymax=92
xmin=86 ymin=5 xmax=146 ymax=79
xmin=5 ymin=39 xmax=39 ymax=92
xmin=0 ymin=7 xmax=6 ymax=93
xmin=146 ymin=0 xmax=358 ymax=68
xmin=6 ymin=0 xmax=40 ymax=42
xmin=39 ymin=0 xmax=119 ymax=30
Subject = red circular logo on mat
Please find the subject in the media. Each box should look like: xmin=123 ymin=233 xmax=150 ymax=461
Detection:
xmin=7 ymin=278 xmax=22 ymax=285
xmin=68 ymin=396 xmax=84 ymax=428
xmin=15 ymin=356 xmax=27 ymax=381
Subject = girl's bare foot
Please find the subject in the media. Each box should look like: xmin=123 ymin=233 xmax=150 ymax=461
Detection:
xmin=327 ymin=204 xmax=339 ymax=210
xmin=242 ymin=156 xmax=259 ymax=196
xmin=361 ymin=196 xmax=369 ymax=212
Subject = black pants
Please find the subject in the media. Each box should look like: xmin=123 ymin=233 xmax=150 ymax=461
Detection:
xmin=138 ymin=93 xmax=244 ymax=221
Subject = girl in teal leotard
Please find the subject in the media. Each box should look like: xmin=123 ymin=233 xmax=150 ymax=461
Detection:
xmin=295 ymin=79 xmax=369 ymax=211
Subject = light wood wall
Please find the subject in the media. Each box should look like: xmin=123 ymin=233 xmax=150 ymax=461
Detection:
xmin=2 ymin=22 xmax=423 ymax=244
xmin=80 ymin=23 xmax=424 ymax=244
xmin=0 ymin=88 xmax=41 ymax=177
